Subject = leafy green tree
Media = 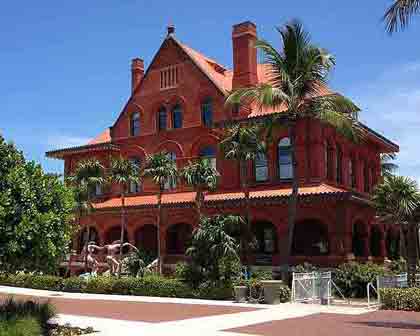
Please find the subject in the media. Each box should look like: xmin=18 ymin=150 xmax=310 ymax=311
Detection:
xmin=108 ymin=156 xmax=141 ymax=276
xmin=67 ymin=159 xmax=105 ymax=271
xmin=219 ymin=123 xmax=265 ymax=265
xmin=384 ymin=0 xmax=420 ymax=33
xmin=0 ymin=135 xmax=75 ymax=273
xmin=181 ymin=158 xmax=218 ymax=219
xmin=187 ymin=215 xmax=241 ymax=283
xmin=143 ymin=152 xmax=178 ymax=274
xmin=373 ymin=175 xmax=420 ymax=286
xmin=226 ymin=21 xmax=361 ymax=274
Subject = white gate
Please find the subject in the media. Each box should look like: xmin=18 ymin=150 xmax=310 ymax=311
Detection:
xmin=292 ymin=272 xmax=336 ymax=304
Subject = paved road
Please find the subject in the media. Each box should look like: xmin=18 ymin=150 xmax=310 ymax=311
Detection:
xmin=227 ymin=310 xmax=420 ymax=336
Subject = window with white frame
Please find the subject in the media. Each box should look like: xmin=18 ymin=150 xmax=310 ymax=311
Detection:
xmin=278 ymin=137 xmax=293 ymax=180
xmin=160 ymin=65 xmax=179 ymax=90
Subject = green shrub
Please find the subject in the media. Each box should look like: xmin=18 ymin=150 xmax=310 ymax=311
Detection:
xmin=25 ymin=275 xmax=61 ymax=291
xmin=61 ymin=277 xmax=86 ymax=293
xmin=278 ymin=285 xmax=291 ymax=303
xmin=250 ymin=270 xmax=273 ymax=281
xmin=131 ymin=275 xmax=193 ymax=298
xmin=195 ymin=281 xmax=233 ymax=300
xmin=380 ymin=288 xmax=420 ymax=311
xmin=84 ymin=276 xmax=115 ymax=294
xmin=175 ymin=262 xmax=204 ymax=288
xmin=333 ymin=262 xmax=385 ymax=298
xmin=111 ymin=277 xmax=140 ymax=295
xmin=0 ymin=318 xmax=41 ymax=336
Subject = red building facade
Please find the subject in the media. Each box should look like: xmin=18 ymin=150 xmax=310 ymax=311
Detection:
xmin=47 ymin=22 xmax=399 ymax=271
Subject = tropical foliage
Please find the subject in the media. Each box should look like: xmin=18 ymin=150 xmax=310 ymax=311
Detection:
xmin=181 ymin=158 xmax=218 ymax=218
xmin=383 ymin=0 xmax=420 ymax=33
xmin=143 ymin=152 xmax=178 ymax=273
xmin=220 ymin=123 xmax=265 ymax=265
xmin=0 ymin=135 xmax=75 ymax=273
xmin=226 ymin=21 xmax=361 ymax=272
xmin=381 ymin=153 xmax=398 ymax=178
xmin=373 ymin=175 xmax=420 ymax=286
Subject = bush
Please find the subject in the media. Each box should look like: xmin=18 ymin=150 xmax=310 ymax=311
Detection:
xmin=84 ymin=276 xmax=115 ymax=294
xmin=131 ymin=275 xmax=193 ymax=298
xmin=333 ymin=262 xmax=385 ymax=298
xmin=61 ymin=277 xmax=86 ymax=293
xmin=24 ymin=275 xmax=61 ymax=291
xmin=175 ymin=262 xmax=204 ymax=288
xmin=380 ymin=288 xmax=420 ymax=311
xmin=278 ymin=285 xmax=291 ymax=303
xmin=0 ymin=317 xmax=41 ymax=336
xmin=195 ymin=281 xmax=233 ymax=300
xmin=250 ymin=269 xmax=273 ymax=281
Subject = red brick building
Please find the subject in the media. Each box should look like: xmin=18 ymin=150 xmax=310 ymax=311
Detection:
xmin=47 ymin=22 xmax=399 ymax=271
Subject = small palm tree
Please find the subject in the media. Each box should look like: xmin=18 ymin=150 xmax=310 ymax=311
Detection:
xmin=381 ymin=153 xmax=398 ymax=178
xmin=384 ymin=0 xmax=420 ymax=33
xmin=67 ymin=159 xmax=105 ymax=271
xmin=220 ymin=123 xmax=265 ymax=266
xmin=108 ymin=156 xmax=141 ymax=276
xmin=373 ymin=175 xmax=420 ymax=286
xmin=181 ymin=158 xmax=218 ymax=219
xmin=226 ymin=21 xmax=361 ymax=274
xmin=143 ymin=152 xmax=178 ymax=274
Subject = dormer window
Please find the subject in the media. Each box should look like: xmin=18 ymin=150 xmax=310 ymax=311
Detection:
xmin=130 ymin=112 xmax=140 ymax=137
xmin=160 ymin=65 xmax=179 ymax=90
xmin=158 ymin=106 xmax=167 ymax=131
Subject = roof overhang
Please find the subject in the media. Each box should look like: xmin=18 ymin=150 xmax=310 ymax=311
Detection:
xmin=46 ymin=142 xmax=120 ymax=160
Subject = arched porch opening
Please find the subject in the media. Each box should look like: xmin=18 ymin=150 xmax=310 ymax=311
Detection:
xmin=166 ymin=223 xmax=192 ymax=255
xmin=135 ymin=224 xmax=158 ymax=257
xmin=78 ymin=227 xmax=99 ymax=253
xmin=352 ymin=221 xmax=366 ymax=257
xmin=386 ymin=229 xmax=400 ymax=260
xmin=370 ymin=226 xmax=382 ymax=257
xmin=252 ymin=221 xmax=278 ymax=265
xmin=292 ymin=219 xmax=329 ymax=256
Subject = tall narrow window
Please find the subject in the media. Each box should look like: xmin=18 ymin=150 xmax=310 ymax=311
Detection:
xmin=278 ymin=138 xmax=293 ymax=180
xmin=172 ymin=104 xmax=183 ymax=129
xmin=95 ymin=183 xmax=102 ymax=196
xmin=363 ymin=162 xmax=370 ymax=193
xmin=201 ymin=98 xmax=213 ymax=127
xmin=199 ymin=146 xmax=216 ymax=170
xmin=336 ymin=144 xmax=343 ymax=184
xmin=158 ymin=106 xmax=167 ymax=131
xmin=326 ymin=142 xmax=334 ymax=180
xmin=164 ymin=152 xmax=177 ymax=190
xmin=130 ymin=112 xmax=140 ymax=137
xmin=255 ymin=152 xmax=268 ymax=182
xmin=129 ymin=157 xmax=141 ymax=193
xmin=349 ymin=158 xmax=356 ymax=188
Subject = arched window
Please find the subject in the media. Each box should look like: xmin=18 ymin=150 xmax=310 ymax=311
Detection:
xmin=172 ymin=104 xmax=183 ymax=129
xmin=129 ymin=157 xmax=141 ymax=193
xmin=255 ymin=152 xmax=268 ymax=182
xmin=199 ymin=145 xmax=216 ymax=170
xmin=278 ymin=138 xmax=293 ymax=180
xmin=201 ymin=98 xmax=213 ymax=127
xmin=78 ymin=227 xmax=99 ymax=253
xmin=336 ymin=144 xmax=343 ymax=184
xmin=158 ymin=106 xmax=167 ymax=131
xmin=164 ymin=152 xmax=177 ymax=190
xmin=130 ymin=112 xmax=140 ymax=137
xmin=325 ymin=142 xmax=334 ymax=180
xmin=94 ymin=183 xmax=102 ymax=196
xmin=349 ymin=158 xmax=356 ymax=188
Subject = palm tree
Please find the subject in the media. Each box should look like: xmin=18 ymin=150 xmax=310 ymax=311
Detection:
xmin=383 ymin=0 xmax=420 ymax=33
xmin=373 ymin=175 xmax=420 ymax=286
xmin=219 ymin=123 xmax=265 ymax=266
xmin=143 ymin=152 xmax=178 ymax=274
xmin=381 ymin=153 xmax=399 ymax=178
xmin=67 ymin=159 xmax=105 ymax=271
xmin=181 ymin=158 xmax=218 ymax=219
xmin=226 ymin=21 xmax=361 ymax=274
xmin=108 ymin=156 xmax=141 ymax=276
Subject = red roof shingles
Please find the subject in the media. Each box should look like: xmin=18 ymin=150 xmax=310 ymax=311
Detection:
xmin=93 ymin=184 xmax=348 ymax=210
xmin=88 ymin=128 xmax=112 ymax=145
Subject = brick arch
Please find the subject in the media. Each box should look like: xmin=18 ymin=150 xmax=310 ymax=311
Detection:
xmin=154 ymin=140 xmax=185 ymax=158
xmin=122 ymin=143 xmax=148 ymax=159
xmin=104 ymin=226 xmax=128 ymax=244
xmin=190 ymin=134 xmax=220 ymax=158
xmin=166 ymin=222 xmax=193 ymax=254
xmin=292 ymin=218 xmax=330 ymax=256
xmin=352 ymin=219 xmax=368 ymax=257
xmin=134 ymin=224 xmax=158 ymax=256
xmin=167 ymin=94 xmax=187 ymax=109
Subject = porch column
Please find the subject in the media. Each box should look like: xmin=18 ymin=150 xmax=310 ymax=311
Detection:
xmin=379 ymin=229 xmax=387 ymax=258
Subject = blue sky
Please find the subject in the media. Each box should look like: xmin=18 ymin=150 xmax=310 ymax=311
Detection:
xmin=1 ymin=1 xmax=419 ymax=183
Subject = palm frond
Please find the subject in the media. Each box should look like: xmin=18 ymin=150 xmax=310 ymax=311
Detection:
xmin=383 ymin=0 xmax=420 ymax=33
xmin=143 ymin=152 xmax=178 ymax=190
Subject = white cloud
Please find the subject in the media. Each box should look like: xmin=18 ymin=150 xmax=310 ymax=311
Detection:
xmin=46 ymin=134 xmax=91 ymax=149
xmin=348 ymin=61 xmax=420 ymax=184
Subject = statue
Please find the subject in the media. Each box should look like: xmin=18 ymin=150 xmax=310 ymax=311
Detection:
xmin=104 ymin=240 xmax=138 ymax=275
xmin=81 ymin=241 xmax=104 ymax=276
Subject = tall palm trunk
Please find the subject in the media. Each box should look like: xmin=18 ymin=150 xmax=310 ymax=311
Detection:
xmin=195 ymin=186 xmax=203 ymax=221
xmin=157 ymin=188 xmax=163 ymax=274
xmin=399 ymin=225 xmax=407 ymax=260
xmin=285 ymin=123 xmax=298 ymax=276
xmin=407 ymin=221 xmax=418 ymax=287
xmin=239 ymin=160 xmax=251 ymax=267
xmin=118 ymin=188 xmax=126 ymax=277
xmin=84 ymin=194 xmax=91 ymax=273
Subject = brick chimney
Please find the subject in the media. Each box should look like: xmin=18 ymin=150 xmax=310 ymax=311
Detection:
xmin=131 ymin=58 xmax=144 ymax=94
xmin=232 ymin=21 xmax=258 ymax=89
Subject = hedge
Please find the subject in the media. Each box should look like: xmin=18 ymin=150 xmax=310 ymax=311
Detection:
xmin=0 ymin=274 xmax=230 ymax=300
xmin=380 ymin=288 xmax=420 ymax=311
